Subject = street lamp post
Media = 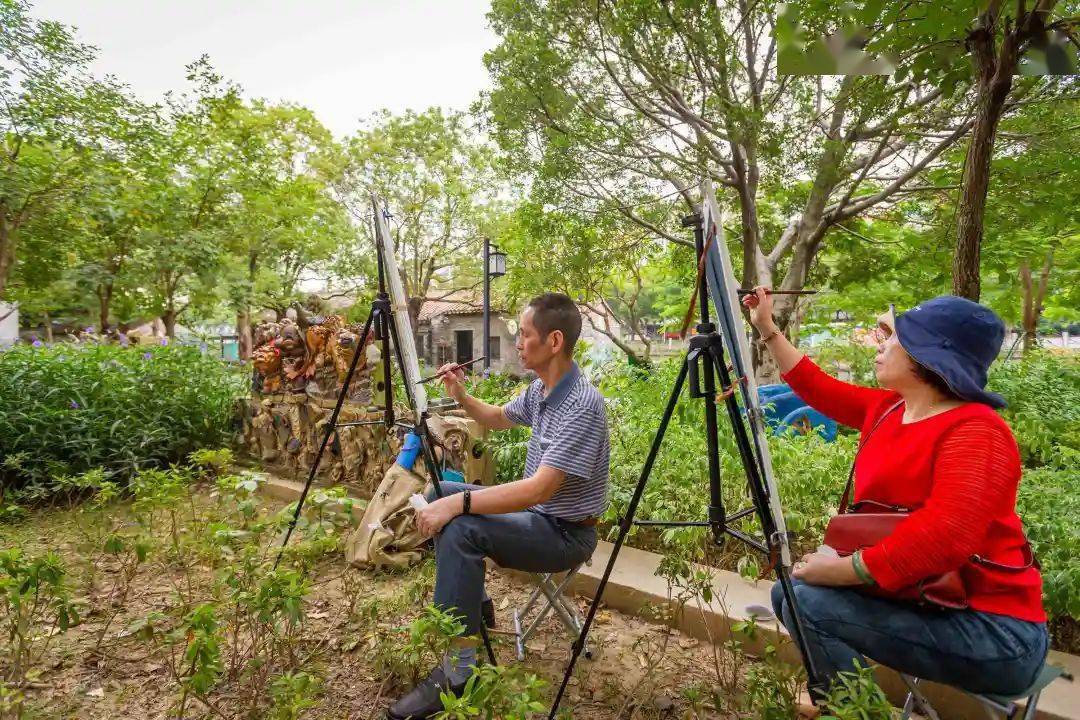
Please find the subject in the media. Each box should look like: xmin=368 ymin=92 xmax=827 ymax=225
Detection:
xmin=482 ymin=238 xmax=507 ymax=372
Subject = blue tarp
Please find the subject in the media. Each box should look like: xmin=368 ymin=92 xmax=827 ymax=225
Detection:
xmin=757 ymin=383 xmax=837 ymax=442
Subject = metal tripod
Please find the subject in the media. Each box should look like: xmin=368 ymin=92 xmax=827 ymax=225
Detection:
xmin=547 ymin=213 xmax=822 ymax=718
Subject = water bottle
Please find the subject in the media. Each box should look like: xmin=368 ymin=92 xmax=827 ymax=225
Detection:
xmin=396 ymin=432 xmax=422 ymax=470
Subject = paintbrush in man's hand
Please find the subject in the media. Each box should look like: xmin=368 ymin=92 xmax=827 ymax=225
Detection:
xmin=416 ymin=356 xmax=487 ymax=385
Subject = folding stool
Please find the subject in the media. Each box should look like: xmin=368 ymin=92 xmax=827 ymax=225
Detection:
xmin=899 ymin=663 xmax=1071 ymax=720
xmin=512 ymin=561 xmax=593 ymax=661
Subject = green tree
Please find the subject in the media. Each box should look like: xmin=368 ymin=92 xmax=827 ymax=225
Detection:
xmin=220 ymin=102 xmax=351 ymax=357
xmin=484 ymin=0 xmax=979 ymax=379
xmin=1 ymin=0 xmax=137 ymax=297
xmin=75 ymin=136 xmax=163 ymax=332
xmin=499 ymin=201 xmax=691 ymax=362
xmin=2 ymin=192 xmax=83 ymax=337
xmin=337 ymin=108 xmax=508 ymax=326
xmin=804 ymin=99 xmax=1079 ymax=351
xmin=127 ymin=59 xmax=242 ymax=338
xmin=978 ymin=99 xmax=1080 ymax=350
xmin=785 ymin=0 xmax=1079 ymax=300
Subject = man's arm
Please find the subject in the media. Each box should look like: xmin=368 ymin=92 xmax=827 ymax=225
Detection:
xmin=436 ymin=363 xmax=517 ymax=430
xmin=415 ymin=466 xmax=564 ymax=537
xmin=455 ymin=393 xmax=516 ymax=431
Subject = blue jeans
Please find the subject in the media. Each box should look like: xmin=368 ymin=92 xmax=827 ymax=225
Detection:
xmin=427 ymin=481 xmax=597 ymax=637
xmin=771 ymin=579 xmax=1048 ymax=697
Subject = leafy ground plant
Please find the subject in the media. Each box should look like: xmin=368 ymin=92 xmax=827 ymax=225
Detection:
xmin=0 ymin=549 xmax=80 ymax=711
xmin=819 ymin=664 xmax=895 ymax=720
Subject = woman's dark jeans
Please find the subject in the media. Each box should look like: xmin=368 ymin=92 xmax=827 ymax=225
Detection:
xmin=771 ymin=579 xmax=1049 ymax=696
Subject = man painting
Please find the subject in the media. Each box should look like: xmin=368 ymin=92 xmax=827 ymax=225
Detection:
xmin=387 ymin=293 xmax=610 ymax=719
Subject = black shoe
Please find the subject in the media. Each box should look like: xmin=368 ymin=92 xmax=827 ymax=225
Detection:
xmin=481 ymin=598 xmax=496 ymax=629
xmin=386 ymin=667 xmax=467 ymax=720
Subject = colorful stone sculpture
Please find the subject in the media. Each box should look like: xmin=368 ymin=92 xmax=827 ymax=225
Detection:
xmin=243 ymin=312 xmax=492 ymax=495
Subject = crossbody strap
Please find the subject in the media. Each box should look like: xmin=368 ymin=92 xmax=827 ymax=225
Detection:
xmin=838 ymin=399 xmax=905 ymax=514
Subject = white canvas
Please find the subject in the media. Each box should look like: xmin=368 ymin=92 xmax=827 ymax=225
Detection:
xmin=700 ymin=180 xmax=791 ymax=567
xmin=371 ymin=193 xmax=428 ymax=415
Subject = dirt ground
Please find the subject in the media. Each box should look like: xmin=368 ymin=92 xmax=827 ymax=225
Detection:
xmin=2 ymin=492 xmax=757 ymax=720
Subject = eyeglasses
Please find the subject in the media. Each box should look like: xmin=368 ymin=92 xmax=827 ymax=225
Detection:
xmin=871 ymin=304 xmax=897 ymax=344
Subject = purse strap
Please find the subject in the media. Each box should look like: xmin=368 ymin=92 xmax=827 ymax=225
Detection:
xmin=838 ymin=399 xmax=905 ymax=514
xmin=973 ymin=543 xmax=1040 ymax=572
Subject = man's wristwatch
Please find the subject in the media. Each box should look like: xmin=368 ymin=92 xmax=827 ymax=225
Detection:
xmin=462 ymin=488 xmax=471 ymax=515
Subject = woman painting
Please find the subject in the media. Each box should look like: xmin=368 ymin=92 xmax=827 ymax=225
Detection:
xmin=743 ymin=289 xmax=1047 ymax=696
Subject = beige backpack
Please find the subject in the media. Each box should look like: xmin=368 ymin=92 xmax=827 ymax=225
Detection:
xmin=345 ymin=464 xmax=428 ymax=569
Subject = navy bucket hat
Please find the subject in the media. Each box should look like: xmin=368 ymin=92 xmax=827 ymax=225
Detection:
xmin=894 ymin=296 xmax=1007 ymax=409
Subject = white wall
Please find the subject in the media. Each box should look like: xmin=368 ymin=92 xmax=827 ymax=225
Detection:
xmin=0 ymin=302 xmax=18 ymax=347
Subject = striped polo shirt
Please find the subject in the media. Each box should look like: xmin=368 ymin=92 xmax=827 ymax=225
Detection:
xmin=503 ymin=362 xmax=610 ymax=521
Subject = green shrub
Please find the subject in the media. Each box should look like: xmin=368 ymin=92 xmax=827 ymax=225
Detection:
xmin=1018 ymin=466 xmax=1080 ymax=620
xmin=0 ymin=342 xmax=244 ymax=497
xmin=819 ymin=664 xmax=893 ymax=719
xmin=189 ymin=447 xmax=236 ymax=479
xmin=451 ymin=371 xmax=531 ymax=483
xmin=990 ymin=351 xmax=1080 ymax=467
xmin=269 ymin=671 xmax=322 ymax=720
xmin=435 ymin=663 xmax=547 ymax=720
xmin=811 ymin=338 xmax=877 ymax=386
xmin=0 ymin=549 xmax=80 ymax=693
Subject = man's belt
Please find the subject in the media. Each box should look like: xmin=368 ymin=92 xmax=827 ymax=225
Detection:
xmin=561 ymin=516 xmax=599 ymax=528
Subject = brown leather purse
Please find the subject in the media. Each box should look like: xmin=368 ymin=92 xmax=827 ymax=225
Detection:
xmin=823 ymin=401 xmax=1037 ymax=610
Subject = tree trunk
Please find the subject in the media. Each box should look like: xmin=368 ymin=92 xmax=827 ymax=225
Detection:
xmin=583 ymin=312 xmax=648 ymax=365
xmin=240 ymin=250 xmax=257 ymax=359
xmin=407 ymin=296 xmax=423 ymax=332
xmin=237 ymin=309 xmax=253 ymax=360
xmin=952 ymin=21 xmax=1019 ymax=301
xmin=163 ymin=309 xmax=177 ymax=338
xmin=97 ymin=283 xmax=113 ymax=332
xmin=1019 ymin=250 xmax=1054 ymax=354
xmin=606 ymin=332 xmax=648 ymax=366
xmin=43 ymin=311 xmax=53 ymax=343
xmin=752 ymin=333 xmax=782 ymax=385
xmin=0 ymin=217 xmax=15 ymax=299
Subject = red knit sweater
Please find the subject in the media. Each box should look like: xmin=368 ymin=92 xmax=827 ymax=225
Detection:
xmin=783 ymin=356 xmax=1045 ymax=622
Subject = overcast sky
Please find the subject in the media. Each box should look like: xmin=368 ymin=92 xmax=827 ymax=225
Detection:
xmin=32 ymin=0 xmax=499 ymax=137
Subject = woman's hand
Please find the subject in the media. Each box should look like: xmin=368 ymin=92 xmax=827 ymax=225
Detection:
xmin=415 ymin=495 xmax=460 ymax=538
xmin=741 ymin=286 xmax=777 ymax=334
xmin=792 ymin=551 xmax=862 ymax=586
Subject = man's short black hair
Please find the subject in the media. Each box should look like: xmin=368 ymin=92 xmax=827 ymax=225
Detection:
xmin=527 ymin=293 xmax=581 ymax=356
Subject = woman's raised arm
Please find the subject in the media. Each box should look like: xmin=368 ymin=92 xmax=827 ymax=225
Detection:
xmin=743 ymin=287 xmax=892 ymax=430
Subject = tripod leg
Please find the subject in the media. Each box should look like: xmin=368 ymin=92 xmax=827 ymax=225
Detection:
xmin=705 ymin=342 xmax=824 ymax=696
xmin=377 ymin=304 xmax=395 ymax=428
xmin=547 ymin=357 xmax=690 ymax=719
xmin=274 ymin=309 xmax=376 ymax=569
xmin=478 ymin=621 xmax=497 ymax=666
xmin=773 ymin=565 xmax=825 ymax=697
